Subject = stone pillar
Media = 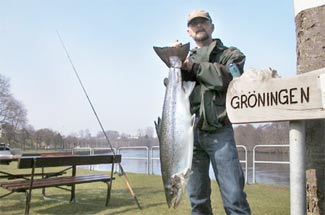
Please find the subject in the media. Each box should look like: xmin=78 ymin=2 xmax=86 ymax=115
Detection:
xmin=294 ymin=1 xmax=325 ymax=214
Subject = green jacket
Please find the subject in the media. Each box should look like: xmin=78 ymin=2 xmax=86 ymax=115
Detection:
xmin=182 ymin=39 xmax=245 ymax=131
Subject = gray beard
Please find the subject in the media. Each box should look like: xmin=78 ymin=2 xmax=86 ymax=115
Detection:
xmin=193 ymin=31 xmax=210 ymax=42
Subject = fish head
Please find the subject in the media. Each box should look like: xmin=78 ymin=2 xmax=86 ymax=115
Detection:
xmin=164 ymin=169 xmax=192 ymax=208
xmin=165 ymin=174 xmax=185 ymax=208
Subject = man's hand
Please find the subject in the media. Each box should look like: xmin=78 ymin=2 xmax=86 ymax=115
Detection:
xmin=182 ymin=57 xmax=194 ymax=71
xmin=171 ymin=40 xmax=192 ymax=70
xmin=171 ymin=40 xmax=182 ymax=47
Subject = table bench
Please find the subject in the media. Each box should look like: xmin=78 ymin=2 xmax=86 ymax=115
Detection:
xmin=0 ymin=170 xmax=67 ymax=180
xmin=0 ymin=154 xmax=121 ymax=215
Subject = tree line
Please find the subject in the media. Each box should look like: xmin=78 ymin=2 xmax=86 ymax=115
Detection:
xmin=0 ymin=73 xmax=289 ymax=152
xmin=234 ymin=122 xmax=289 ymax=152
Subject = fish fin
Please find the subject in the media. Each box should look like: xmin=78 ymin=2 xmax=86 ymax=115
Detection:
xmin=184 ymin=168 xmax=193 ymax=179
xmin=153 ymin=43 xmax=190 ymax=68
xmin=154 ymin=117 xmax=161 ymax=141
xmin=182 ymin=81 xmax=196 ymax=98
xmin=191 ymin=114 xmax=196 ymax=128
xmin=163 ymin=77 xmax=168 ymax=87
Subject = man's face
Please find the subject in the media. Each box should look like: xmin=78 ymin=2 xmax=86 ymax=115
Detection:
xmin=187 ymin=17 xmax=214 ymax=43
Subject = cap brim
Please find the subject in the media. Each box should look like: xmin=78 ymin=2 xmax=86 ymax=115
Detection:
xmin=187 ymin=16 xmax=211 ymax=25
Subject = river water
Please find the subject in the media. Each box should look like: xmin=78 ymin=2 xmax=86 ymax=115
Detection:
xmin=77 ymin=147 xmax=290 ymax=186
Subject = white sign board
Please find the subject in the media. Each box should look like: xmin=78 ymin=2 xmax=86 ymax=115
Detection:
xmin=226 ymin=68 xmax=325 ymax=123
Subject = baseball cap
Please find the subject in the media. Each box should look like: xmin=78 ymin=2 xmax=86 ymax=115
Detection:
xmin=187 ymin=10 xmax=212 ymax=26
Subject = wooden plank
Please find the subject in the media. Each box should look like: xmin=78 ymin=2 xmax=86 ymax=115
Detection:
xmin=21 ymin=152 xmax=73 ymax=157
xmin=226 ymin=68 xmax=325 ymax=123
xmin=0 ymin=171 xmax=66 ymax=180
xmin=18 ymin=154 xmax=121 ymax=169
xmin=1 ymin=174 xmax=113 ymax=191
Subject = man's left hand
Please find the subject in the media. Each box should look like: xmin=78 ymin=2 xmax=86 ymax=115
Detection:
xmin=182 ymin=57 xmax=194 ymax=71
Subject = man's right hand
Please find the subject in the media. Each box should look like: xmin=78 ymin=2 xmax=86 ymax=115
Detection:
xmin=172 ymin=40 xmax=182 ymax=47
xmin=182 ymin=57 xmax=194 ymax=71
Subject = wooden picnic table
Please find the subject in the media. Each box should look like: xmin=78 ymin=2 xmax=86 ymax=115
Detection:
xmin=0 ymin=153 xmax=122 ymax=215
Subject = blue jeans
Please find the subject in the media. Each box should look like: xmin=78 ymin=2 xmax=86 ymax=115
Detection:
xmin=187 ymin=125 xmax=251 ymax=215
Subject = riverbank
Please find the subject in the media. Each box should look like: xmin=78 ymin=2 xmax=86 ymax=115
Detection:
xmin=0 ymin=163 xmax=289 ymax=215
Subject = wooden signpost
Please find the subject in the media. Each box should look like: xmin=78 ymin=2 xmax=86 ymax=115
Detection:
xmin=226 ymin=67 xmax=325 ymax=124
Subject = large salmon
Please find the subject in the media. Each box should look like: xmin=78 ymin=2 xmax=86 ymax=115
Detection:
xmin=153 ymin=43 xmax=195 ymax=208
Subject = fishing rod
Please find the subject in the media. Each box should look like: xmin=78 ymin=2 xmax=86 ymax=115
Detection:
xmin=56 ymin=30 xmax=142 ymax=210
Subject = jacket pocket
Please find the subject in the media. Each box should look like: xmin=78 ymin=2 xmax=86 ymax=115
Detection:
xmin=201 ymin=91 xmax=227 ymax=131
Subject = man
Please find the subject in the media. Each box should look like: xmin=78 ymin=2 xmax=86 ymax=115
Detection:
xmin=181 ymin=10 xmax=251 ymax=215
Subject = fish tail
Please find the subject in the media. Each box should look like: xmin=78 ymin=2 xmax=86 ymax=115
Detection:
xmin=153 ymin=43 xmax=190 ymax=68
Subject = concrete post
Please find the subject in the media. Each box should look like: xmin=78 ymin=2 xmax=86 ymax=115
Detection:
xmin=289 ymin=121 xmax=306 ymax=215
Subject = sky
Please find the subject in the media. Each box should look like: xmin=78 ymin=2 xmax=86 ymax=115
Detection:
xmin=0 ymin=0 xmax=297 ymax=136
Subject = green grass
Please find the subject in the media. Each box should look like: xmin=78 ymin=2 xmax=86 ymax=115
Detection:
xmin=0 ymin=163 xmax=289 ymax=215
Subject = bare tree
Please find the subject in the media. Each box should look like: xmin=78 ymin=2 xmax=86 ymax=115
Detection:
xmin=0 ymin=74 xmax=11 ymax=124
xmin=34 ymin=128 xmax=60 ymax=149
xmin=18 ymin=127 xmax=33 ymax=150
xmin=0 ymin=74 xmax=10 ymax=97
xmin=97 ymin=130 xmax=119 ymax=140
xmin=259 ymin=122 xmax=289 ymax=146
xmin=137 ymin=129 xmax=144 ymax=137
xmin=145 ymin=126 xmax=154 ymax=138
xmin=0 ymin=74 xmax=28 ymax=146
xmin=234 ymin=124 xmax=261 ymax=151
xmin=6 ymin=98 xmax=27 ymax=129
xmin=64 ymin=135 xmax=79 ymax=149
xmin=1 ymin=123 xmax=16 ymax=145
